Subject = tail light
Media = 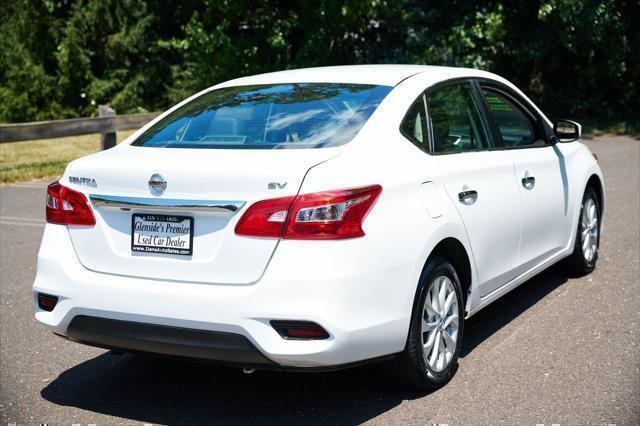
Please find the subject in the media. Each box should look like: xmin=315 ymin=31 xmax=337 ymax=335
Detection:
xmin=235 ymin=185 xmax=381 ymax=240
xmin=233 ymin=196 xmax=295 ymax=238
xmin=46 ymin=181 xmax=96 ymax=226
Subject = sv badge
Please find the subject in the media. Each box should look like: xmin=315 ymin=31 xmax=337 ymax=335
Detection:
xmin=268 ymin=182 xmax=287 ymax=190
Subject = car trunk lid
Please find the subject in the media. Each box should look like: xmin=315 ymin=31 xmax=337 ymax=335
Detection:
xmin=63 ymin=146 xmax=338 ymax=284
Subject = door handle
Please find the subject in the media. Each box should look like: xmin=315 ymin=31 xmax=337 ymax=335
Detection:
xmin=458 ymin=189 xmax=478 ymax=205
xmin=522 ymin=175 xmax=536 ymax=190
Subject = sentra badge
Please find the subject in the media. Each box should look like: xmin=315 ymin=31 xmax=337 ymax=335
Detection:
xmin=69 ymin=176 xmax=97 ymax=187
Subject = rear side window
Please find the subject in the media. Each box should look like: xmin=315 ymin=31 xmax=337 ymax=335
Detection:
xmin=426 ymin=83 xmax=490 ymax=154
xmin=133 ymin=83 xmax=392 ymax=149
xmin=400 ymin=98 xmax=428 ymax=151
xmin=482 ymin=89 xmax=544 ymax=148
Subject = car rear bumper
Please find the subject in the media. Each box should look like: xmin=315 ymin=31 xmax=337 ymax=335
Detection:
xmin=60 ymin=315 xmax=397 ymax=371
xmin=65 ymin=315 xmax=277 ymax=367
xmin=33 ymin=224 xmax=419 ymax=368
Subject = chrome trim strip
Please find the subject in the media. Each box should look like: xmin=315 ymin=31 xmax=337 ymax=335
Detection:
xmin=89 ymin=194 xmax=246 ymax=214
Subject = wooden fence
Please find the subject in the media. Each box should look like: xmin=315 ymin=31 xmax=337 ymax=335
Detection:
xmin=0 ymin=106 xmax=160 ymax=150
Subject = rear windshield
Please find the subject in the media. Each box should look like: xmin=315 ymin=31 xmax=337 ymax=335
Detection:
xmin=132 ymin=83 xmax=392 ymax=149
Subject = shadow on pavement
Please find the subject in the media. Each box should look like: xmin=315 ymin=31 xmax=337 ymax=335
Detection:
xmin=460 ymin=264 xmax=568 ymax=357
xmin=41 ymin=354 xmax=425 ymax=424
xmin=41 ymin=265 xmax=569 ymax=424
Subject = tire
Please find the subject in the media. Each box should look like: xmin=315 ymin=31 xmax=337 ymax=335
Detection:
xmin=563 ymin=186 xmax=600 ymax=275
xmin=391 ymin=256 xmax=465 ymax=390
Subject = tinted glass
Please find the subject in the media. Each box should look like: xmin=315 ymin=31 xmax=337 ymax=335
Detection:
xmin=133 ymin=84 xmax=392 ymax=149
xmin=400 ymin=98 xmax=428 ymax=151
xmin=482 ymin=90 xmax=540 ymax=147
xmin=426 ymin=83 xmax=489 ymax=154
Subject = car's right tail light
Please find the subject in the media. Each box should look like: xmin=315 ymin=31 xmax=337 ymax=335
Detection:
xmin=46 ymin=181 xmax=96 ymax=226
xmin=235 ymin=185 xmax=381 ymax=240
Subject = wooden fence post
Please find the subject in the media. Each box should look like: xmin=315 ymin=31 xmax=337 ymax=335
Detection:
xmin=99 ymin=105 xmax=116 ymax=150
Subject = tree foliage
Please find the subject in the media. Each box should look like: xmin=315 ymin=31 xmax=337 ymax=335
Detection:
xmin=0 ymin=0 xmax=638 ymax=130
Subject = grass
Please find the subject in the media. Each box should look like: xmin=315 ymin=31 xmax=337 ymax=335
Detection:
xmin=0 ymin=131 xmax=135 ymax=184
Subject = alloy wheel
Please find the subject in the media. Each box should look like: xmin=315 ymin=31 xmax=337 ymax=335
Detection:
xmin=581 ymin=197 xmax=599 ymax=262
xmin=421 ymin=275 xmax=460 ymax=373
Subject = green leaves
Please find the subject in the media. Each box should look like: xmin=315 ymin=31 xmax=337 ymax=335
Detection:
xmin=0 ymin=0 xmax=637 ymax=131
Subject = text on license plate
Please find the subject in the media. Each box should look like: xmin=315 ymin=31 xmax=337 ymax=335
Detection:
xmin=131 ymin=214 xmax=193 ymax=256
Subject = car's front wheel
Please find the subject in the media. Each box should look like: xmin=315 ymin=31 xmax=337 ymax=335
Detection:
xmin=392 ymin=256 xmax=464 ymax=390
xmin=563 ymin=186 xmax=600 ymax=275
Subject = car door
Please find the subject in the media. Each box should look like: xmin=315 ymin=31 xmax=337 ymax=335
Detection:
xmin=478 ymin=84 xmax=568 ymax=273
xmin=421 ymin=81 xmax=522 ymax=297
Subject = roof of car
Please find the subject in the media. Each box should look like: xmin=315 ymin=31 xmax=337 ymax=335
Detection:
xmin=216 ymin=64 xmax=500 ymax=88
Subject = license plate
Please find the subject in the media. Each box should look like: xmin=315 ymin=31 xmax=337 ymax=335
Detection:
xmin=131 ymin=214 xmax=194 ymax=256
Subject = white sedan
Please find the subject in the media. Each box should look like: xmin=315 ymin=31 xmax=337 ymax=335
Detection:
xmin=33 ymin=65 xmax=604 ymax=389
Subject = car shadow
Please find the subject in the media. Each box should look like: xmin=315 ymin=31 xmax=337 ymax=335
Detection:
xmin=41 ymin=353 xmax=425 ymax=424
xmin=41 ymin=265 xmax=570 ymax=424
xmin=460 ymin=263 xmax=569 ymax=357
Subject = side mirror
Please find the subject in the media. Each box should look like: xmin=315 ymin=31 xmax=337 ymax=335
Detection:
xmin=553 ymin=119 xmax=582 ymax=143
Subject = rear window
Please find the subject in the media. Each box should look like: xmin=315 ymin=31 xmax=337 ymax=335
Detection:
xmin=132 ymin=83 xmax=392 ymax=149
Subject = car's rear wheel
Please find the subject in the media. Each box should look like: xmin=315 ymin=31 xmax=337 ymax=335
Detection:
xmin=392 ymin=256 xmax=464 ymax=390
xmin=563 ymin=186 xmax=600 ymax=275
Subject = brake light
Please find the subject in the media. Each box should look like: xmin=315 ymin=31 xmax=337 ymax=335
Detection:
xmin=46 ymin=181 xmax=96 ymax=226
xmin=234 ymin=196 xmax=295 ymax=237
xmin=235 ymin=185 xmax=381 ymax=240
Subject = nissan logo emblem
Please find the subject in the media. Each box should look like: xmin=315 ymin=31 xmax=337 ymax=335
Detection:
xmin=148 ymin=173 xmax=167 ymax=194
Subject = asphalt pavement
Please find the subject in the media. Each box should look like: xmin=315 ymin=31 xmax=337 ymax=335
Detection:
xmin=1 ymin=135 xmax=638 ymax=424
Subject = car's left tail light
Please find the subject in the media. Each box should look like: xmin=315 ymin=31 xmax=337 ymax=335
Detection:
xmin=235 ymin=185 xmax=381 ymax=240
xmin=46 ymin=181 xmax=96 ymax=226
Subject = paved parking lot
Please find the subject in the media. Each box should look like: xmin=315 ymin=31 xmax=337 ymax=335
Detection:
xmin=1 ymin=136 xmax=638 ymax=424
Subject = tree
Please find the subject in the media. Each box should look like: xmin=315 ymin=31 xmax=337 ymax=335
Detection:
xmin=0 ymin=0 xmax=637 ymax=130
